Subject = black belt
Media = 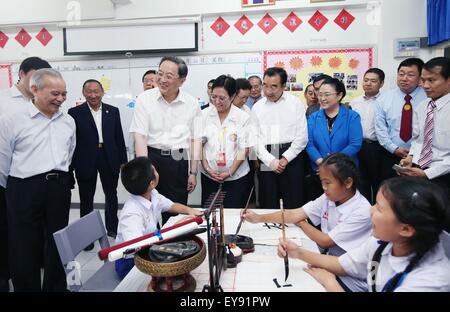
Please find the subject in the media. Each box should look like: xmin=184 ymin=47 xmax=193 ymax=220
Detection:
xmin=363 ymin=139 xmax=378 ymax=144
xmin=148 ymin=146 xmax=186 ymax=157
xmin=11 ymin=170 xmax=68 ymax=181
xmin=266 ymin=142 xmax=292 ymax=152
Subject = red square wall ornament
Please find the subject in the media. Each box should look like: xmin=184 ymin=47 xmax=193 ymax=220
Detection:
xmin=334 ymin=9 xmax=355 ymax=30
xmin=211 ymin=17 xmax=230 ymax=37
xmin=283 ymin=12 xmax=302 ymax=32
xmin=235 ymin=15 xmax=254 ymax=35
xmin=308 ymin=10 xmax=328 ymax=32
xmin=36 ymin=27 xmax=53 ymax=46
xmin=0 ymin=31 xmax=9 ymax=48
xmin=15 ymin=28 xmax=32 ymax=47
xmin=258 ymin=13 xmax=277 ymax=34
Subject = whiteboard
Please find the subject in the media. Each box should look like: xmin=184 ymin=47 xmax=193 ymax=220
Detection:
xmin=11 ymin=52 xmax=262 ymax=205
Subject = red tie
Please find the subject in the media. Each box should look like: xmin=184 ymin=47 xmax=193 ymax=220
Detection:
xmin=399 ymin=94 xmax=413 ymax=142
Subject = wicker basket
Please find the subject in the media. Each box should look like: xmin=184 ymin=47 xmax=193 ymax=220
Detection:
xmin=134 ymin=236 xmax=206 ymax=277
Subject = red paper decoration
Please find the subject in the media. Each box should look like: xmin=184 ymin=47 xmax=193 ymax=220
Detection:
xmin=211 ymin=17 xmax=230 ymax=37
xmin=334 ymin=9 xmax=355 ymax=30
xmin=0 ymin=31 xmax=9 ymax=48
xmin=36 ymin=27 xmax=53 ymax=46
xmin=15 ymin=28 xmax=32 ymax=47
xmin=235 ymin=15 xmax=254 ymax=35
xmin=308 ymin=10 xmax=328 ymax=32
xmin=258 ymin=13 xmax=277 ymax=34
xmin=283 ymin=12 xmax=302 ymax=33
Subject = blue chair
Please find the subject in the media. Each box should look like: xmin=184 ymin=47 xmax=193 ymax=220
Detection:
xmin=53 ymin=210 xmax=121 ymax=291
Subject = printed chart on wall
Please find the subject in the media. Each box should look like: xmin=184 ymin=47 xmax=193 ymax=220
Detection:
xmin=263 ymin=48 xmax=373 ymax=103
xmin=0 ymin=64 xmax=12 ymax=90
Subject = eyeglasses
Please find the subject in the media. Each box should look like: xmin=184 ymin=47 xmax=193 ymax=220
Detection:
xmin=211 ymin=94 xmax=230 ymax=102
xmin=318 ymin=92 xmax=338 ymax=98
xmin=157 ymin=71 xmax=179 ymax=81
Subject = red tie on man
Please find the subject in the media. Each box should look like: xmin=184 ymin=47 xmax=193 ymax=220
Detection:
xmin=399 ymin=94 xmax=413 ymax=142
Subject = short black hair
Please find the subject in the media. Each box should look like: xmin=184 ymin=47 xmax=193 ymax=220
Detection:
xmin=423 ymin=57 xmax=450 ymax=79
xmin=235 ymin=78 xmax=251 ymax=93
xmin=19 ymin=57 xmax=51 ymax=75
xmin=398 ymin=57 xmax=424 ymax=74
xmin=304 ymin=84 xmax=314 ymax=95
xmin=208 ymin=79 xmax=215 ymax=85
xmin=263 ymin=67 xmax=287 ymax=85
xmin=320 ymin=77 xmax=346 ymax=101
xmin=121 ymin=157 xmax=155 ymax=196
xmin=320 ymin=153 xmax=360 ymax=192
xmin=312 ymin=74 xmax=332 ymax=85
xmin=247 ymin=75 xmax=262 ymax=84
xmin=365 ymin=68 xmax=385 ymax=82
xmin=82 ymin=79 xmax=103 ymax=91
xmin=212 ymin=75 xmax=236 ymax=98
xmin=142 ymin=70 xmax=156 ymax=83
xmin=159 ymin=56 xmax=188 ymax=79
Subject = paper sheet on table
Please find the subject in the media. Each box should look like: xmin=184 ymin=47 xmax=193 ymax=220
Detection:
xmin=234 ymin=261 xmax=325 ymax=292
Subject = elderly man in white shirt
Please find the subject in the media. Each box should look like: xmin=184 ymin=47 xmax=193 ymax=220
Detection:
xmin=0 ymin=56 xmax=51 ymax=292
xmin=130 ymin=56 xmax=202 ymax=225
xmin=399 ymin=57 xmax=450 ymax=206
xmin=350 ymin=68 xmax=385 ymax=204
xmin=0 ymin=68 xmax=76 ymax=292
xmin=251 ymin=67 xmax=308 ymax=209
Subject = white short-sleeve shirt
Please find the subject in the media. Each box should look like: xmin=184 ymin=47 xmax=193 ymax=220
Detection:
xmin=116 ymin=190 xmax=174 ymax=244
xmin=129 ymin=88 xmax=202 ymax=149
xmin=339 ymin=236 xmax=450 ymax=292
xmin=201 ymin=105 xmax=251 ymax=181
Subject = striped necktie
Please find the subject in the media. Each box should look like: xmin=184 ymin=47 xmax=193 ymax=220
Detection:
xmin=418 ymin=101 xmax=437 ymax=169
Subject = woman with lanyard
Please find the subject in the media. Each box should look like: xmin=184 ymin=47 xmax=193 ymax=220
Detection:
xmin=306 ymin=77 xmax=363 ymax=200
xmin=200 ymin=75 xmax=252 ymax=208
xmin=277 ymin=176 xmax=450 ymax=292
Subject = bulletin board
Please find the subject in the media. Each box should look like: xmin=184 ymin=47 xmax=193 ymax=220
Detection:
xmin=263 ymin=48 xmax=373 ymax=102
xmin=0 ymin=64 xmax=12 ymax=90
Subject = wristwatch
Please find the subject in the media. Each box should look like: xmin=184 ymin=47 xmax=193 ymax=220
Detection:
xmin=189 ymin=170 xmax=198 ymax=176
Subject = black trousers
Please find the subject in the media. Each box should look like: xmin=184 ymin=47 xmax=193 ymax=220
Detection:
xmin=77 ymin=147 xmax=119 ymax=234
xmin=379 ymin=148 xmax=402 ymax=183
xmin=201 ymin=173 xmax=251 ymax=208
xmin=148 ymin=147 xmax=188 ymax=225
xmin=6 ymin=172 xmax=71 ymax=292
xmin=358 ymin=140 xmax=383 ymax=204
xmin=258 ymin=145 xmax=306 ymax=209
xmin=0 ymin=186 xmax=9 ymax=290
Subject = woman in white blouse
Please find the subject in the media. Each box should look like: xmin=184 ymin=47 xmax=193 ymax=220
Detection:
xmin=201 ymin=75 xmax=252 ymax=208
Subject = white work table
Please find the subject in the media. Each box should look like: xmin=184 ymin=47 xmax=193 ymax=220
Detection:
xmin=114 ymin=209 xmax=325 ymax=292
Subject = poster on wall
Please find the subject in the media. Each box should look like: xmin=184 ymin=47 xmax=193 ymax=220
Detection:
xmin=263 ymin=48 xmax=373 ymax=103
xmin=0 ymin=64 xmax=13 ymax=90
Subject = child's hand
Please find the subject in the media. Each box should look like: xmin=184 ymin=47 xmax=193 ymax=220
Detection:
xmin=241 ymin=209 xmax=259 ymax=223
xmin=278 ymin=238 xmax=300 ymax=259
xmin=304 ymin=264 xmax=339 ymax=291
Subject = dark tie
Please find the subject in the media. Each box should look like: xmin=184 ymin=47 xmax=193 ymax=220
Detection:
xmin=399 ymin=94 xmax=413 ymax=142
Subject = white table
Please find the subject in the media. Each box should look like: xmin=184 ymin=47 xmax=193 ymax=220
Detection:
xmin=114 ymin=209 xmax=325 ymax=292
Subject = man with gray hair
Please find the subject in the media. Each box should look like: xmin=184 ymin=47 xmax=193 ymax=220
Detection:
xmin=0 ymin=68 xmax=76 ymax=291
xmin=130 ymin=56 xmax=202 ymax=225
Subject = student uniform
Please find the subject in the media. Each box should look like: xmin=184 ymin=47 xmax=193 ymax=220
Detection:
xmin=115 ymin=189 xmax=173 ymax=279
xmin=339 ymin=236 xmax=450 ymax=292
xmin=303 ymin=191 xmax=372 ymax=291
xmin=200 ymin=105 xmax=252 ymax=207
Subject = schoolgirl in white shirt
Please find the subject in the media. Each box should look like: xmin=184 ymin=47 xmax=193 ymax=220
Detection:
xmin=243 ymin=153 xmax=372 ymax=291
xmin=278 ymin=176 xmax=450 ymax=292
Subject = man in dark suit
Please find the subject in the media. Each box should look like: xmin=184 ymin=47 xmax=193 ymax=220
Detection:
xmin=69 ymin=79 xmax=127 ymax=247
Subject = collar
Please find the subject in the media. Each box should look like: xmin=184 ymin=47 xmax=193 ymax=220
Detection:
xmin=88 ymin=102 xmax=102 ymax=113
xmin=397 ymin=86 xmax=423 ymax=99
xmin=328 ymin=191 xmax=361 ymax=216
xmin=28 ymin=102 xmax=63 ymax=120
xmin=207 ymin=105 xmax=238 ymax=124
xmin=157 ymin=88 xmax=185 ymax=104
xmin=432 ymin=92 xmax=450 ymax=111
xmin=131 ymin=193 xmax=153 ymax=211
xmin=363 ymin=92 xmax=381 ymax=100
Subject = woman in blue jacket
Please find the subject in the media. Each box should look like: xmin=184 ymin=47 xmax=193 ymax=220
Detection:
xmin=306 ymin=77 xmax=362 ymax=199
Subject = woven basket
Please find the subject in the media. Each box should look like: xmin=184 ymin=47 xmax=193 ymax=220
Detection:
xmin=134 ymin=236 xmax=206 ymax=277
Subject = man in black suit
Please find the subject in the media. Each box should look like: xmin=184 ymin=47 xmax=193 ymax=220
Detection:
xmin=69 ymin=79 xmax=127 ymax=246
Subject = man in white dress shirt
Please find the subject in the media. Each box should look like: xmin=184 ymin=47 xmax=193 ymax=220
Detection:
xmin=251 ymin=67 xmax=308 ymax=209
xmin=130 ymin=56 xmax=202 ymax=224
xmin=245 ymin=75 xmax=263 ymax=109
xmin=0 ymin=57 xmax=51 ymax=292
xmin=0 ymin=68 xmax=76 ymax=291
xmin=400 ymin=57 xmax=450 ymax=207
xmin=350 ymin=68 xmax=385 ymax=204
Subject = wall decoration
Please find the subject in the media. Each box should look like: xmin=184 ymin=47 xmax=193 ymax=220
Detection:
xmin=235 ymin=15 xmax=253 ymax=35
xmin=258 ymin=13 xmax=277 ymax=34
xmin=308 ymin=10 xmax=328 ymax=32
xmin=0 ymin=31 xmax=9 ymax=48
xmin=36 ymin=27 xmax=53 ymax=46
xmin=242 ymin=0 xmax=275 ymax=7
xmin=334 ymin=9 xmax=355 ymax=30
xmin=211 ymin=17 xmax=230 ymax=37
xmin=283 ymin=12 xmax=302 ymax=33
xmin=0 ymin=64 xmax=13 ymax=90
xmin=264 ymin=48 xmax=373 ymax=102
xmin=15 ymin=28 xmax=32 ymax=47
